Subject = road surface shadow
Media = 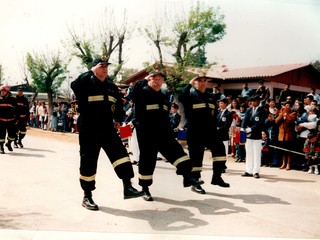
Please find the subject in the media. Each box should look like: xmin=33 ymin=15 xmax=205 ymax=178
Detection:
xmin=206 ymin=192 xmax=290 ymax=205
xmin=2 ymin=152 xmax=45 ymax=158
xmin=99 ymin=206 xmax=208 ymax=231
xmin=155 ymin=197 xmax=249 ymax=215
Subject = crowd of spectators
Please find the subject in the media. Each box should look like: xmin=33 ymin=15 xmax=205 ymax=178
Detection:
xmin=29 ymin=100 xmax=79 ymax=133
xmin=221 ymin=83 xmax=320 ymax=175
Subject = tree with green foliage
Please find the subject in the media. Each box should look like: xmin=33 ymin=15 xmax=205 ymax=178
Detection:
xmin=26 ymin=50 xmax=67 ymax=116
xmin=64 ymin=9 xmax=132 ymax=81
xmin=142 ymin=1 xmax=226 ymax=92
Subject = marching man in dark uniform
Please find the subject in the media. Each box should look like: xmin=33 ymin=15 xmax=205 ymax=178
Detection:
xmin=130 ymin=71 xmax=204 ymax=201
xmin=179 ymin=75 xmax=230 ymax=195
xmin=71 ymin=56 xmax=144 ymax=211
xmin=14 ymin=87 xmax=29 ymax=148
xmin=0 ymin=85 xmax=17 ymax=154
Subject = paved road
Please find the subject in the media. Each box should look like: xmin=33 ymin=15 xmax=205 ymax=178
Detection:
xmin=0 ymin=129 xmax=319 ymax=240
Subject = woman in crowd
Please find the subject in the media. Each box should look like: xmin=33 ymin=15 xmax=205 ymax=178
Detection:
xmin=275 ymin=102 xmax=297 ymax=170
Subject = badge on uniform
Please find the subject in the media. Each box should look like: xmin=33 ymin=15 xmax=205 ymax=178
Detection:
xmin=111 ymin=104 xmax=116 ymax=113
xmin=222 ymin=117 xmax=226 ymax=122
xmin=255 ymin=116 xmax=259 ymax=121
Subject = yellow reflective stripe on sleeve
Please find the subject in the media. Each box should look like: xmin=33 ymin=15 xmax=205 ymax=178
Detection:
xmin=88 ymin=95 xmax=104 ymax=102
xmin=139 ymin=174 xmax=153 ymax=180
xmin=108 ymin=96 xmax=117 ymax=103
xmin=212 ymin=156 xmax=227 ymax=162
xmin=146 ymin=104 xmax=159 ymax=110
xmin=163 ymin=105 xmax=168 ymax=111
xmin=191 ymin=167 xmax=202 ymax=172
xmin=112 ymin=157 xmax=131 ymax=168
xmin=173 ymin=155 xmax=190 ymax=167
xmin=208 ymin=103 xmax=215 ymax=109
xmin=80 ymin=174 xmax=96 ymax=182
xmin=192 ymin=103 xmax=206 ymax=109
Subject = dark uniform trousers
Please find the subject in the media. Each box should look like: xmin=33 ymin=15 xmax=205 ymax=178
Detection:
xmin=137 ymin=128 xmax=191 ymax=187
xmin=15 ymin=96 xmax=29 ymax=142
xmin=187 ymin=128 xmax=227 ymax=179
xmin=78 ymin=118 xmax=134 ymax=193
xmin=0 ymin=121 xmax=16 ymax=143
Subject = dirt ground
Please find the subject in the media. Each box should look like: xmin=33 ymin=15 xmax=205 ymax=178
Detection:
xmin=26 ymin=127 xmax=79 ymax=143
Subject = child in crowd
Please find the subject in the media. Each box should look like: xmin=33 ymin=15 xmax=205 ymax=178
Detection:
xmin=42 ymin=108 xmax=48 ymax=130
xmin=261 ymin=131 xmax=270 ymax=166
xmin=73 ymin=111 xmax=79 ymax=133
xmin=303 ymin=130 xmax=320 ymax=174
xmin=235 ymin=103 xmax=247 ymax=162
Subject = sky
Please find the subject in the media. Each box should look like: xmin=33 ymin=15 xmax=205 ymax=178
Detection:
xmin=0 ymin=0 xmax=320 ymax=85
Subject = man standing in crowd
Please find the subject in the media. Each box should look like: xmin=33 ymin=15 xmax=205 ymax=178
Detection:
xmin=308 ymin=88 xmax=320 ymax=104
xmin=130 ymin=71 xmax=203 ymax=201
xmin=14 ymin=87 xmax=29 ymax=148
xmin=169 ymin=103 xmax=181 ymax=138
xmin=241 ymin=82 xmax=253 ymax=99
xmin=279 ymin=83 xmax=293 ymax=103
xmin=241 ymin=95 xmax=267 ymax=178
xmin=0 ymin=85 xmax=17 ymax=153
xmin=71 ymin=56 xmax=144 ymax=211
xmin=216 ymin=98 xmax=233 ymax=157
xmin=179 ymin=75 xmax=230 ymax=195
xmin=256 ymin=80 xmax=270 ymax=105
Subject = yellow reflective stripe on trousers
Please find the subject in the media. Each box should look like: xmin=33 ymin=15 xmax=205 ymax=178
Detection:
xmin=88 ymin=95 xmax=104 ymax=102
xmin=112 ymin=156 xmax=131 ymax=168
xmin=19 ymin=131 xmax=27 ymax=134
xmin=146 ymin=104 xmax=159 ymax=110
xmin=208 ymin=103 xmax=215 ymax=109
xmin=212 ymin=156 xmax=227 ymax=162
xmin=80 ymin=174 xmax=96 ymax=182
xmin=191 ymin=167 xmax=202 ymax=172
xmin=173 ymin=155 xmax=189 ymax=167
xmin=192 ymin=103 xmax=206 ymax=109
xmin=139 ymin=174 xmax=153 ymax=180
xmin=108 ymin=96 xmax=117 ymax=103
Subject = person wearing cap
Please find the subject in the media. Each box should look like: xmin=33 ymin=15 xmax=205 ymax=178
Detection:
xmin=130 ymin=71 xmax=204 ymax=201
xmin=241 ymin=94 xmax=267 ymax=178
xmin=0 ymin=85 xmax=17 ymax=153
xmin=71 ymin=56 xmax=144 ymax=211
xmin=212 ymin=85 xmax=225 ymax=103
xmin=179 ymin=75 xmax=230 ymax=195
xmin=255 ymin=80 xmax=270 ymax=105
xmin=14 ymin=87 xmax=29 ymax=148
xmin=216 ymin=98 xmax=233 ymax=158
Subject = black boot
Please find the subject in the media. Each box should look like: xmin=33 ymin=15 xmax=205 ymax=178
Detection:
xmin=191 ymin=185 xmax=206 ymax=194
xmin=14 ymin=140 xmax=18 ymax=148
xmin=17 ymin=140 xmax=23 ymax=148
xmin=5 ymin=141 xmax=13 ymax=152
xmin=211 ymin=175 xmax=230 ymax=188
xmin=183 ymin=174 xmax=204 ymax=187
xmin=82 ymin=192 xmax=99 ymax=211
xmin=123 ymin=179 xmax=144 ymax=199
xmin=142 ymin=187 xmax=153 ymax=201
xmin=0 ymin=144 xmax=4 ymax=154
